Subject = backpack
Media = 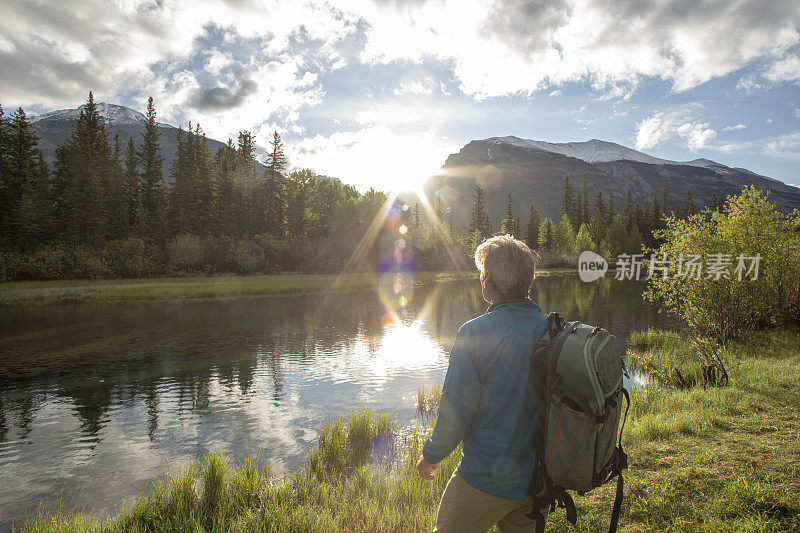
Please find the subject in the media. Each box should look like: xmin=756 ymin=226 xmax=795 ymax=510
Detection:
xmin=526 ymin=312 xmax=630 ymax=533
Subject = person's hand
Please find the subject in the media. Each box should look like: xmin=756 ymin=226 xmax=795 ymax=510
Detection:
xmin=416 ymin=455 xmax=438 ymax=480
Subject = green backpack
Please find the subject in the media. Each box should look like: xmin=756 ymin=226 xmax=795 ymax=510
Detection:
xmin=526 ymin=312 xmax=630 ymax=533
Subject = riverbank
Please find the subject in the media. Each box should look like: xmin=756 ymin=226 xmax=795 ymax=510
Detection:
xmin=0 ymin=269 xmax=578 ymax=303
xmin=18 ymin=326 xmax=800 ymax=532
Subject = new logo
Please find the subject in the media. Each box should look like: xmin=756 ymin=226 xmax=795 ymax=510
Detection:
xmin=578 ymin=251 xmax=608 ymax=282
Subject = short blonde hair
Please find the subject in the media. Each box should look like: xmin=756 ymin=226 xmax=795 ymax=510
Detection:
xmin=474 ymin=234 xmax=535 ymax=298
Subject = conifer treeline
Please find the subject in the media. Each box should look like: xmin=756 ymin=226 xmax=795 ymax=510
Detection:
xmin=468 ymin=175 xmax=709 ymax=262
xmin=0 ymin=93 xmax=403 ymax=279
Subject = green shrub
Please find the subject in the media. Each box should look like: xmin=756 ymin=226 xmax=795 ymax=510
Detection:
xmin=102 ymin=238 xmax=162 ymax=278
xmin=645 ymin=187 xmax=800 ymax=341
xmin=167 ymin=233 xmax=205 ymax=271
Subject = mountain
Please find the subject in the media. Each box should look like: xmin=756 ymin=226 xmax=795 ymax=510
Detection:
xmin=30 ymin=103 xmax=264 ymax=176
xmin=432 ymin=136 xmax=800 ymax=230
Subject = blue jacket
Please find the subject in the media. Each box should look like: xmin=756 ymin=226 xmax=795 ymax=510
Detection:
xmin=422 ymin=299 xmax=547 ymax=500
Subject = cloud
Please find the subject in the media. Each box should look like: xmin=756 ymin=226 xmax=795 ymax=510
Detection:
xmin=393 ymin=80 xmax=433 ymax=96
xmin=0 ymin=0 xmax=356 ymax=110
xmin=635 ymin=113 xmax=668 ymax=150
xmin=190 ymin=76 xmax=258 ymax=111
xmin=722 ymin=124 xmax=746 ymax=131
xmin=635 ymin=107 xmax=717 ymax=152
xmin=764 ymin=54 xmax=800 ymax=84
xmin=735 ymin=75 xmax=764 ymax=93
xmin=357 ymin=0 xmax=800 ymax=98
xmin=549 ymin=90 xmax=561 ymax=96
xmin=676 ymin=122 xmax=717 ymax=151
xmin=764 ymin=131 xmax=800 ymax=158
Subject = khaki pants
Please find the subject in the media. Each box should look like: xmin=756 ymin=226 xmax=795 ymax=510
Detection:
xmin=433 ymin=470 xmax=546 ymax=533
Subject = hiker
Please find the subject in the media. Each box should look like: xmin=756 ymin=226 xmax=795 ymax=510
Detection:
xmin=416 ymin=234 xmax=548 ymax=533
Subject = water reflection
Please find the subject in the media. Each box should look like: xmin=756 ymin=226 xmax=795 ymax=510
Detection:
xmin=0 ymin=275 xmax=668 ymax=531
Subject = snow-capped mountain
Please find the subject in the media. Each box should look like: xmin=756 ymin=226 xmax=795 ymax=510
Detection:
xmin=29 ymin=102 xmax=264 ymax=176
xmin=433 ymin=136 xmax=800 ymax=228
xmin=486 ymin=136 xmax=724 ymax=168
xmin=32 ymin=103 xmax=149 ymax=127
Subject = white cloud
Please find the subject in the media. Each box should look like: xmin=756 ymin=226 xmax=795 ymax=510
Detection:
xmin=735 ymin=75 xmax=764 ymax=93
xmin=764 ymin=131 xmax=800 ymax=158
xmin=676 ymin=122 xmax=717 ymax=151
xmin=549 ymin=89 xmax=561 ymax=96
xmin=355 ymin=0 xmax=800 ymax=98
xmin=635 ymin=113 xmax=668 ymax=150
xmin=393 ymin=80 xmax=433 ymax=96
xmin=722 ymin=124 xmax=746 ymax=131
xmin=0 ymin=0 xmax=356 ymax=110
xmin=635 ymin=107 xmax=717 ymax=152
xmin=764 ymin=54 xmax=800 ymax=85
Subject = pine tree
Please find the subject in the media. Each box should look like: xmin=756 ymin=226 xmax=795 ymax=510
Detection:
xmin=413 ymin=202 xmax=420 ymax=230
xmin=0 ymin=103 xmax=11 ymax=245
xmin=538 ymin=217 xmax=556 ymax=251
xmin=123 ymin=137 xmax=139 ymax=233
xmin=15 ymin=150 xmax=52 ymax=249
xmin=236 ymin=132 xmax=258 ymax=234
xmin=4 ymin=107 xmax=41 ymax=248
xmin=590 ymin=191 xmax=607 ymax=245
xmin=623 ymin=190 xmax=634 ymax=231
xmin=684 ymin=188 xmax=697 ymax=217
xmin=607 ymin=192 xmax=616 ymax=225
xmin=650 ymin=192 xmax=661 ymax=231
xmin=286 ymin=169 xmax=314 ymax=239
xmin=102 ymin=133 xmax=128 ymax=240
xmin=137 ymin=96 xmax=166 ymax=242
xmin=500 ymin=193 xmax=517 ymax=236
xmin=524 ymin=204 xmax=540 ymax=250
xmin=580 ymin=176 xmax=589 ymax=227
xmin=192 ymin=123 xmax=214 ymax=235
xmin=52 ymin=93 xmax=112 ymax=246
xmin=264 ymin=131 xmax=287 ymax=237
xmin=561 ymin=177 xmax=576 ymax=223
xmin=210 ymin=141 xmax=235 ymax=235
xmin=555 ymin=212 xmax=577 ymax=255
xmin=168 ymin=126 xmax=192 ymax=234
xmin=469 ymin=184 xmax=492 ymax=238
xmin=575 ymin=222 xmax=595 ymax=253
xmin=470 ymin=228 xmax=483 ymax=256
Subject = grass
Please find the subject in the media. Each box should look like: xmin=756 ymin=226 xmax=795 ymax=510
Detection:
xmin=0 ymin=268 xmax=580 ymax=304
xmin=0 ymin=271 xmax=481 ymax=303
xmin=18 ymin=326 xmax=800 ymax=532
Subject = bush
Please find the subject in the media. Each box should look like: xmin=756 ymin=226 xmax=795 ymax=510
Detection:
xmin=167 ymin=233 xmax=205 ymax=271
xmin=20 ymin=244 xmax=111 ymax=280
xmin=645 ymin=187 xmax=800 ymax=342
xmin=102 ymin=238 xmax=162 ymax=278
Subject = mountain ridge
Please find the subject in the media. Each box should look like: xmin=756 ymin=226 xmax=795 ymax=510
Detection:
xmin=433 ymin=136 xmax=800 ymax=231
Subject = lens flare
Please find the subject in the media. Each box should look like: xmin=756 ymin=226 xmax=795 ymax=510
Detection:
xmin=434 ymin=186 xmax=458 ymax=212
xmin=477 ymin=164 xmax=501 ymax=191
xmin=378 ymin=201 xmax=417 ymax=316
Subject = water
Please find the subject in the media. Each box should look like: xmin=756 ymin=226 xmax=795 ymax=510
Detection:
xmin=0 ymin=274 xmax=667 ymax=530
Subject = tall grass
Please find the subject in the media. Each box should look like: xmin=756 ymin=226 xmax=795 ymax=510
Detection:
xmin=19 ymin=327 xmax=800 ymax=532
xmin=0 ymin=271 xmax=478 ymax=303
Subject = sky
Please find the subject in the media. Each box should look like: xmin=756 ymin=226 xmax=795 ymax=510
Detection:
xmin=2 ymin=0 xmax=800 ymax=191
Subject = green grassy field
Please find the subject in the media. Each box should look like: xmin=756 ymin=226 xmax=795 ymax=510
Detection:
xmin=19 ymin=326 xmax=800 ymax=532
xmin=0 ymin=271 xmax=479 ymax=303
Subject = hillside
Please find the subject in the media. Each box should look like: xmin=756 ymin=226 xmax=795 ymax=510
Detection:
xmin=432 ymin=136 xmax=800 ymax=230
